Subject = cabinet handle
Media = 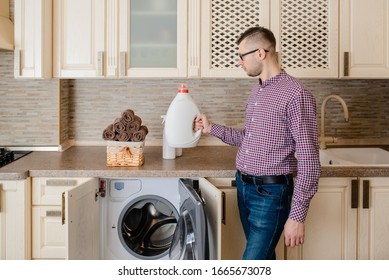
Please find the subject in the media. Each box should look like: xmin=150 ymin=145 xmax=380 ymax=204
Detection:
xmin=351 ymin=179 xmax=359 ymax=208
xmin=363 ymin=180 xmax=370 ymax=209
xmin=61 ymin=192 xmax=66 ymax=225
xmin=221 ymin=191 xmax=226 ymax=225
xmin=344 ymin=52 xmax=350 ymax=77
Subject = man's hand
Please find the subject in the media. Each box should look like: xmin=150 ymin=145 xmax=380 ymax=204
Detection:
xmin=284 ymin=218 xmax=305 ymax=247
xmin=194 ymin=114 xmax=212 ymax=134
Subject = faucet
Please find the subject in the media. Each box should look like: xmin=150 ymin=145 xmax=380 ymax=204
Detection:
xmin=319 ymin=94 xmax=349 ymax=149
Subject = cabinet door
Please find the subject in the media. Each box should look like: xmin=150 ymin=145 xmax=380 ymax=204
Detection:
xmin=14 ymin=0 xmax=52 ymax=78
xmin=198 ymin=178 xmax=222 ymax=260
xmin=340 ymin=0 xmax=389 ymax=78
xmin=271 ymin=0 xmax=339 ymax=78
xmin=64 ymin=178 xmax=99 ymax=260
xmin=358 ymin=178 xmax=389 ymax=260
xmin=53 ymin=0 xmax=105 ymax=77
xmin=287 ymin=177 xmax=358 ymax=260
xmin=0 ymin=179 xmax=31 ymax=260
xmin=201 ymin=0 xmax=270 ymax=77
xmin=119 ymin=0 xmax=188 ymax=77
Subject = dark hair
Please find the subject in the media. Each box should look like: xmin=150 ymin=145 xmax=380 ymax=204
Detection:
xmin=236 ymin=26 xmax=276 ymax=50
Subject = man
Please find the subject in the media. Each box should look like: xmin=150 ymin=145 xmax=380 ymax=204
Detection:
xmin=195 ymin=26 xmax=320 ymax=260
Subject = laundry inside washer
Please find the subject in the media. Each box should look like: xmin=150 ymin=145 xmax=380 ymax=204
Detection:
xmin=121 ymin=200 xmax=177 ymax=256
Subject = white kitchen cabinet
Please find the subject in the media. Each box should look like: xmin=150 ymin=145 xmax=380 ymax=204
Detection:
xmin=271 ymin=0 xmax=339 ymax=78
xmin=0 ymin=179 xmax=31 ymax=260
xmin=201 ymin=0 xmax=270 ymax=78
xmin=53 ymin=0 xmax=105 ymax=78
xmin=118 ymin=0 xmax=189 ymax=78
xmin=286 ymin=177 xmax=357 ymax=260
xmin=339 ymin=0 xmax=389 ymax=78
xmin=31 ymin=177 xmax=94 ymax=259
xmin=53 ymin=0 xmax=190 ymax=78
xmin=358 ymin=177 xmax=389 ymax=259
xmin=287 ymin=177 xmax=389 ymax=260
xmin=14 ymin=0 xmax=52 ymax=78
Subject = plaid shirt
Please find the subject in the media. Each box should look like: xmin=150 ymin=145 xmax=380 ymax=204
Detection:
xmin=210 ymin=71 xmax=320 ymax=223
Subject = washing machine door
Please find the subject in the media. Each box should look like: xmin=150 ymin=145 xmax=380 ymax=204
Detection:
xmin=169 ymin=180 xmax=208 ymax=260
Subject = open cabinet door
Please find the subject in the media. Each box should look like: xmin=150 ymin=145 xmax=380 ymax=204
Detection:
xmin=63 ymin=178 xmax=100 ymax=259
xmin=198 ymin=178 xmax=222 ymax=260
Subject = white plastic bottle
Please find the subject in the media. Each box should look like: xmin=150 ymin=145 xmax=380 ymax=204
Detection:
xmin=164 ymin=84 xmax=201 ymax=149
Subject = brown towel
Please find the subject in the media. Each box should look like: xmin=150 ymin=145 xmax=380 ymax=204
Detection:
xmin=122 ymin=109 xmax=135 ymax=123
xmin=102 ymin=124 xmax=116 ymax=140
xmin=131 ymin=125 xmax=149 ymax=142
xmin=128 ymin=115 xmax=142 ymax=132
xmin=113 ymin=118 xmax=126 ymax=133
xmin=116 ymin=131 xmax=132 ymax=142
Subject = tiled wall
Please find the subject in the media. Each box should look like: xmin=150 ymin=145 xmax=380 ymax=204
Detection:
xmin=62 ymin=78 xmax=389 ymax=146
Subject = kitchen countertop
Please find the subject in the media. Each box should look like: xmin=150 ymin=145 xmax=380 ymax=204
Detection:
xmin=1 ymin=146 xmax=389 ymax=180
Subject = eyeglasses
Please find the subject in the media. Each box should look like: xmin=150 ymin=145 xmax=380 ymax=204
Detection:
xmin=238 ymin=48 xmax=269 ymax=60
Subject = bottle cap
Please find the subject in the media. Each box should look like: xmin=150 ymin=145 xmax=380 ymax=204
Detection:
xmin=178 ymin=84 xmax=189 ymax=93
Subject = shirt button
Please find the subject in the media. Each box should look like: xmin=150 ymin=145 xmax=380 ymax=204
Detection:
xmin=259 ymin=88 xmax=263 ymax=91
xmin=251 ymin=118 xmax=254 ymax=122
xmin=255 ymin=102 xmax=258 ymax=106
xmin=245 ymin=149 xmax=249 ymax=153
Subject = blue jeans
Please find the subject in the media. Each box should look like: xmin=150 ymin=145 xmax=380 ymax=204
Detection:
xmin=235 ymin=171 xmax=294 ymax=260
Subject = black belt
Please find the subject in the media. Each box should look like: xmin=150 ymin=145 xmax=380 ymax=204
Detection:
xmin=237 ymin=170 xmax=293 ymax=185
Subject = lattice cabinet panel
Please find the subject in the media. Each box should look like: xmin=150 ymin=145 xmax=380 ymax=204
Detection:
xmin=275 ymin=0 xmax=338 ymax=78
xmin=201 ymin=0 xmax=270 ymax=77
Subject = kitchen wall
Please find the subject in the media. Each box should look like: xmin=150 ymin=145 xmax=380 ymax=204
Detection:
xmin=2 ymin=46 xmax=389 ymax=148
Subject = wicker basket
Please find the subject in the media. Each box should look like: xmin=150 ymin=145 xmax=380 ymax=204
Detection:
xmin=106 ymin=141 xmax=145 ymax=167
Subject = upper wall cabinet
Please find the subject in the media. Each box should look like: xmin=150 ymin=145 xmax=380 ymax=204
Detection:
xmin=14 ymin=0 xmax=52 ymax=79
xmin=53 ymin=0 xmax=105 ymax=78
xmin=339 ymin=0 xmax=389 ymax=78
xmin=271 ymin=0 xmax=339 ymax=78
xmin=53 ymin=0 xmax=191 ymax=78
xmin=200 ymin=0 xmax=270 ymax=78
xmin=118 ymin=0 xmax=189 ymax=77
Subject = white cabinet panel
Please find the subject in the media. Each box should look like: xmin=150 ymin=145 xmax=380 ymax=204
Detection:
xmin=53 ymin=0 xmax=105 ymax=77
xmin=201 ymin=0 xmax=270 ymax=78
xmin=14 ymin=0 xmax=52 ymax=78
xmin=0 ymin=179 xmax=31 ymax=260
xmin=340 ymin=0 xmax=389 ymax=78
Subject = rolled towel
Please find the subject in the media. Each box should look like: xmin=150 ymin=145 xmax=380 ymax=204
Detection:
xmin=128 ymin=115 xmax=142 ymax=132
xmin=102 ymin=124 xmax=116 ymax=140
xmin=122 ymin=109 xmax=135 ymax=123
xmin=131 ymin=125 xmax=149 ymax=142
xmin=113 ymin=117 xmax=126 ymax=133
xmin=116 ymin=131 xmax=132 ymax=142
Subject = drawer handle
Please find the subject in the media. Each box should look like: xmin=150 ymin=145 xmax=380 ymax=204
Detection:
xmin=46 ymin=210 xmax=62 ymax=217
xmin=351 ymin=179 xmax=359 ymax=208
xmin=61 ymin=192 xmax=65 ymax=225
xmin=363 ymin=180 xmax=370 ymax=209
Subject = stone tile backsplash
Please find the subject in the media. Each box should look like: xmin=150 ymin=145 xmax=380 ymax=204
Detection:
xmin=1 ymin=50 xmax=389 ymax=148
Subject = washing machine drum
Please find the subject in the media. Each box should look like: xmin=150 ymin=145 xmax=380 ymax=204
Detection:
xmin=120 ymin=197 xmax=178 ymax=258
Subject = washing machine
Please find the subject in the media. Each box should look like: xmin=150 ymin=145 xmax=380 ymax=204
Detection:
xmin=99 ymin=177 xmax=209 ymax=260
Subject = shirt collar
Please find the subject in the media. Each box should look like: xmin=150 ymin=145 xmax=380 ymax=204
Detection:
xmin=258 ymin=70 xmax=286 ymax=87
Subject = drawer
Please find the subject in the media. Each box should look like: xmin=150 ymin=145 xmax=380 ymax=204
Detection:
xmin=32 ymin=206 xmax=66 ymax=259
xmin=32 ymin=177 xmax=91 ymax=205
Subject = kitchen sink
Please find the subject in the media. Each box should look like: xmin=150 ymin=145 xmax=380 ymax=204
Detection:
xmin=319 ymin=148 xmax=389 ymax=166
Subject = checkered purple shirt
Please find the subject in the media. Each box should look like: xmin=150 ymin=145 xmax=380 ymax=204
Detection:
xmin=210 ymin=71 xmax=320 ymax=223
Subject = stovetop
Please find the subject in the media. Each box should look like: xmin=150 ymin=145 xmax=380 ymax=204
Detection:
xmin=0 ymin=148 xmax=32 ymax=168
